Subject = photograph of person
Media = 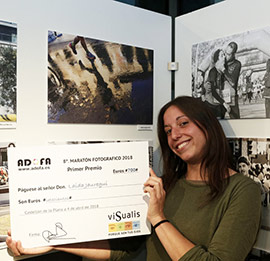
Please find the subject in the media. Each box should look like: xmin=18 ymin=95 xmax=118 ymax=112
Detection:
xmin=192 ymin=26 xmax=270 ymax=119
xmin=7 ymin=96 xmax=261 ymax=261
xmin=0 ymin=142 xmax=15 ymax=249
xmin=48 ymin=31 xmax=153 ymax=124
xmin=0 ymin=21 xmax=17 ymax=128
xmin=228 ymin=137 xmax=270 ymax=231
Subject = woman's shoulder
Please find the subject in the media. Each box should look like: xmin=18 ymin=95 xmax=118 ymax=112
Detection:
xmin=223 ymin=173 xmax=262 ymax=213
xmin=229 ymin=172 xmax=257 ymax=184
xmin=227 ymin=172 xmax=262 ymax=194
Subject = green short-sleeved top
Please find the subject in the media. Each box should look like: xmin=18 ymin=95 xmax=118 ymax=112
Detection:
xmin=110 ymin=173 xmax=261 ymax=261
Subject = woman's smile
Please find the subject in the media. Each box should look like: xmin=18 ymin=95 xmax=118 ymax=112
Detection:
xmin=176 ymin=140 xmax=190 ymax=151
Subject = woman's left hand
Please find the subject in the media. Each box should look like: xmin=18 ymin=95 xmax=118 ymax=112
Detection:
xmin=144 ymin=168 xmax=166 ymax=226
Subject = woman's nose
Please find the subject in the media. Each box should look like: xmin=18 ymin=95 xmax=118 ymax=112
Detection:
xmin=171 ymin=128 xmax=182 ymax=140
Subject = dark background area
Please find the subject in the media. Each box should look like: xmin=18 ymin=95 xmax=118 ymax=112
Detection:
xmin=114 ymin=0 xmax=223 ymax=17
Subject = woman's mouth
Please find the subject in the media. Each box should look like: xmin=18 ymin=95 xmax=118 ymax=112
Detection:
xmin=177 ymin=141 xmax=189 ymax=150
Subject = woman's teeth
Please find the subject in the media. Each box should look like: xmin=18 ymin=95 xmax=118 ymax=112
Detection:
xmin=178 ymin=141 xmax=188 ymax=149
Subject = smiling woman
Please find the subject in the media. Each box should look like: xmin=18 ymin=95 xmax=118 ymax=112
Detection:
xmin=138 ymin=96 xmax=261 ymax=260
xmin=158 ymin=96 xmax=232 ymax=195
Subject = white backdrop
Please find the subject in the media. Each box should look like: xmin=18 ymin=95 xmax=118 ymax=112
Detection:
xmin=0 ymin=0 xmax=171 ymax=259
xmin=0 ymin=0 xmax=171 ymax=148
xmin=175 ymin=0 xmax=270 ymax=138
xmin=175 ymin=0 xmax=270 ymax=252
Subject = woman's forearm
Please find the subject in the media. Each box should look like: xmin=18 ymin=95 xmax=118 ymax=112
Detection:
xmin=154 ymin=222 xmax=194 ymax=261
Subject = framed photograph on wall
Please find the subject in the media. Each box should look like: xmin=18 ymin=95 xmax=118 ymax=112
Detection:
xmin=48 ymin=31 xmax=153 ymax=125
xmin=0 ymin=142 xmax=15 ymax=248
xmin=0 ymin=20 xmax=17 ymax=128
xmin=227 ymin=137 xmax=270 ymax=231
xmin=192 ymin=26 xmax=270 ymax=120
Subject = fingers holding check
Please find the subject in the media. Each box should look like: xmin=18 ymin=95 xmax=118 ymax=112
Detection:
xmin=6 ymin=231 xmax=21 ymax=257
xmin=6 ymin=230 xmax=53 ymax=257
xmin=144 ymin=168 xmax=166 ymax=225
xmin=144 ymin=169 xmax=164 ymax=198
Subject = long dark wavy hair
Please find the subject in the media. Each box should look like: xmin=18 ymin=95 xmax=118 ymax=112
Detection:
xmin=158 ymin=96 xmax=234 ymax=202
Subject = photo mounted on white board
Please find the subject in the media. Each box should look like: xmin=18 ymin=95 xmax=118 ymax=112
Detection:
xmin=0 ymin=20 xmax=17 ymax=129
xmin=0 ymin=142 xmax=15 ymax=249
xmin=227 ymin=137 xmax=270 ymax=231
xmin=48 ymin=31 xmax=153 ymax=125
xmin=192 ymin=26 xmax=270 ymax=119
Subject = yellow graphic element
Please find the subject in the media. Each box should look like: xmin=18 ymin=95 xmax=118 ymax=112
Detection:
xmin=108 ymin=223 xmax=117 ymax=232
xmin=0 ymin=114 xmax=16 ymax=122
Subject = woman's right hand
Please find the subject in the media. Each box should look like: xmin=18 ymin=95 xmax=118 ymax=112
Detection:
xmin=6 ymin=230 xmax=53 ymax=257
xmin=144 ymin=168 xmax=166 ymax=226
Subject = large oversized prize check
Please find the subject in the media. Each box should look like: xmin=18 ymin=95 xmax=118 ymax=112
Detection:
xmin=8 ymin=141 xmax=151 ymax=248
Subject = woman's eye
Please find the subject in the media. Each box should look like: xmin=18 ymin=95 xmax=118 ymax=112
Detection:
xmin=179 ymin=121 xmax=189 ymax=127
xmin=165 ymin=129 xmax=171 ymax=135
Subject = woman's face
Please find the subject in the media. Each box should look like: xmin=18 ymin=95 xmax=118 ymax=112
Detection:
xmin=163 ymin=105 xmax=207 ymax=165
xmin=218 ymin=50 xmax=225 ymax=62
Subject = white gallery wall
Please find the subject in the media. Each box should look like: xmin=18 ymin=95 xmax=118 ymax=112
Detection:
xmin=175 ymin=0 xmax=270 ymax=252
xmin=175 ymin=0 xmax=270 ymax=138
xmin=0 ymin=0 xmax=171 ymax=147
xmin=0 ymin=0 xmax=171 ymax=259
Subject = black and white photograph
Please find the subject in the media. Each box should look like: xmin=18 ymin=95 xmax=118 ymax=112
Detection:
xmin=0 ymin=20 xmax=17 ymax=128
xmin=0 ymin=142 xmax=15 ymax=249
xmin=227 ymin=137 xmax=270 ymax=231
xmin=48 ymin=31 xmax=153 ymax=125
xmin=192 ymin=26 xmax=270 ymax=119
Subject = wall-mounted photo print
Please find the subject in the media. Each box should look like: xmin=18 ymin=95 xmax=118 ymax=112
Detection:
xmin=192 ymin=26 xmax=270 ymax=119
xmin=0 ymin=142 xmax=15 ymax=248
xmin=227 ymin=137 xmax=270 ymax=231
xmin=48 ymin=31 xmax=153 ymax=124
xmin=0 ymin=21 xmax=17 ymax=128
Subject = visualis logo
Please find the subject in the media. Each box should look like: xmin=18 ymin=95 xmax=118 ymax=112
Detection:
xmin=18 ymin=158 xmax=51 ymax=167
xmin=108 ymin=210 xmax=140 ymax=222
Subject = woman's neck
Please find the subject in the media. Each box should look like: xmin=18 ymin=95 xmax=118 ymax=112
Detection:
xmin=185 ymin=166 xmax=236 ymax=181
xmin=185 ymin=164 xmax=205 ymax=181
